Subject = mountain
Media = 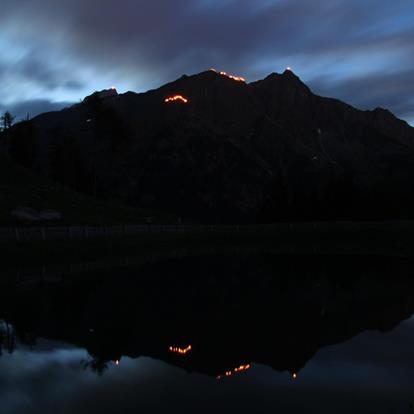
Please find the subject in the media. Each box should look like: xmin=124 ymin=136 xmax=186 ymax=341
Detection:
xmin=3 ymin=69 xmax=414 ymax=223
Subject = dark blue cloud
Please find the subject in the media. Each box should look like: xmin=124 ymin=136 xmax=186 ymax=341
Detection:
xmin=0 ymin=0 xmax=413 ymax=124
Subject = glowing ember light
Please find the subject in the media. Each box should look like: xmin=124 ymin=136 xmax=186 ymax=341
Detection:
xmin=114 ymin=360 xmax=120 ymax=366
xmin=169 ymin=345 xmax=192 ymax=355
xmin=292 ymin=372 xmax=298 ymax=380
xmin=217 ymin=70 xmax=246 ymax=82
xmin=216 ymin=364 xmax=251 ymax=380
xmin=234 ymin=364 xmax=251 ymax=372
xmin=229 ymin=75 xmax=246 ymax=82
xmin=165 ymin=95 xmax=189 ymax=104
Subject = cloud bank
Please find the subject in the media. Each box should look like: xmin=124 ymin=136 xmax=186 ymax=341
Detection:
xmin=0 ymin=0 xmax=413 ymax=123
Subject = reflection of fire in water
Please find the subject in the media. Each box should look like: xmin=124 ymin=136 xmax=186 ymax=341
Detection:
xmin=165 ymin=95 xmax=189 ymax=103
xmin=216 ymin=364 xmax=251 ymax=380
xmin=210 ymin=68 xmax=246 ymax=83
xmin=169 ymin=345 xmax=192 ymax=355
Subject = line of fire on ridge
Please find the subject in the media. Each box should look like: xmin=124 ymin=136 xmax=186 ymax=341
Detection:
xmin=169 ymin=345 xmax=192 ymax=355
xmin=216 ymin=364 xmax=251 ymax=380
xmin=210 ymin=68 xmax=246 ymax=82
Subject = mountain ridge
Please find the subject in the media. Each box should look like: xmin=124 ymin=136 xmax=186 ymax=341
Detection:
xmin=3 ymin=69 xmax=414 ymax=223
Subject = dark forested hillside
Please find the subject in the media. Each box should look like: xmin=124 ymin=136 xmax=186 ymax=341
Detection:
xmin=0 ymin=153 xmax=150 ymax=226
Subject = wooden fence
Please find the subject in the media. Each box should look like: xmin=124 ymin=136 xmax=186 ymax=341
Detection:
xmin=0 ymin=221 xmax=412 ymax=242
xmin=0 ymin=224 xmax=279 ymax=242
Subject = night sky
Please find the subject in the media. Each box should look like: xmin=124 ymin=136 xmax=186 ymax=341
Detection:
xmin=1 ymin=0 xmax=413 ymax=124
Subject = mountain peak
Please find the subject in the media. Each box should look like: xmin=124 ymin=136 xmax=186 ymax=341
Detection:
xmin=282 ymin=68 xmax=300 ymax=78
xmin=257 ymin=70 xmax=310 ymax=96
xmin=83 ymin=88 xmax=118 ymax=103
xmin=261 ymin=69 xmax=303 ymax=82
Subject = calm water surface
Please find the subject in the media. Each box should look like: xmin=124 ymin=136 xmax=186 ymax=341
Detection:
xmin=1 ymin=252 xmax=414 ymax=413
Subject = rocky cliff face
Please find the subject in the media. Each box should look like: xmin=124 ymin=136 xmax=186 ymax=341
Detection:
xmin=6 ymin=69 xmax=414 ymax=222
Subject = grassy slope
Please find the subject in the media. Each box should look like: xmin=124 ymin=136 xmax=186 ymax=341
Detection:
xmin=0 ymin=154 xmax=152 ymax=226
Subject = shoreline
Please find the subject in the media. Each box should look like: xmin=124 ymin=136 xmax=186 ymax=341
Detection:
xmin=1 ymin=220 xmax=414 ymax=270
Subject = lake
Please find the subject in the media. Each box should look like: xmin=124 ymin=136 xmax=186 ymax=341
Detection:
xmin=1 ymin=251 xmax=414 ymax=413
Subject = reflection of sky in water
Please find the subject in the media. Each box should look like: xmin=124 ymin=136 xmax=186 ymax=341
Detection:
xmin=1 ymin=317 xmax=414 ymax=414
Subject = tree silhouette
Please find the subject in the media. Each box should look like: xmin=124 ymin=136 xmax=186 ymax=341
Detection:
xmin=1 ymin=111 xmax=15 ymax=130
xmin=0 ymin=321 xmax=17 ymax=356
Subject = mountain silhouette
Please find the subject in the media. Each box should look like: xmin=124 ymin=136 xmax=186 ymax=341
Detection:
xmin=4 ymin=69 xmax=414 ymax=222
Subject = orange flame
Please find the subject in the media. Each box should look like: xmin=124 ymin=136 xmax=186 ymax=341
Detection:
xmin=169 ymin=345 xmax=192 ymax=355
xmin=217 ymin=70 xmax=246 ymax=82
xmin=216 ymin=364 xmax=251 ymax=380
xmin=165 ymin=95 xmax=189 ymax=104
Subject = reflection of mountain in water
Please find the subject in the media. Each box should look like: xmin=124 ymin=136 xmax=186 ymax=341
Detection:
xmin=1 ymin=253 xmax=414 ymax=378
